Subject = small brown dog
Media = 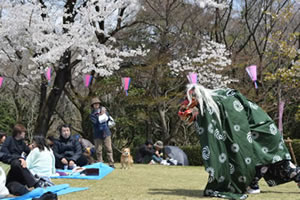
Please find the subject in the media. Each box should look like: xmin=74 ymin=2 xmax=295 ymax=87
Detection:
xmin=120 ymin=148 xmax=134 ymax=169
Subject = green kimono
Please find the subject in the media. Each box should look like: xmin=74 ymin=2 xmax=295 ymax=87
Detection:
xmin=194 ymin=89 xmax=291 ymax=199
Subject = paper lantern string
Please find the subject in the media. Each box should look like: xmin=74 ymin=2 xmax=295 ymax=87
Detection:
xmin=84 ymin=74 xmax=93 ymax=88
xmin=0 ymin=77 xmax=3 ymax=88
xmin=246 ymin=65 xmax=258 ymax=89
xmin=186 ymin=72 xmax=198 ymax=84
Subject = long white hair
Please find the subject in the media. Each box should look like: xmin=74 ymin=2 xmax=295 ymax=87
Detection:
xmin=186 ymin=84 xmax=221 ymax=123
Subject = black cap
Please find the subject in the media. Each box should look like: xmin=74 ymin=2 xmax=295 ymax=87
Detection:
xmin=145 ymin=139 xmax=153 ymax=145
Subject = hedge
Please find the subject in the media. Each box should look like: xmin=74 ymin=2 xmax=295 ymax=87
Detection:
xmin=108 ymin=139 xmax=300 ymax=166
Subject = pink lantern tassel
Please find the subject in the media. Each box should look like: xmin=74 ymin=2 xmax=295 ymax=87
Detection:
xmin=254 ymin=81 xmax=258 ymax=89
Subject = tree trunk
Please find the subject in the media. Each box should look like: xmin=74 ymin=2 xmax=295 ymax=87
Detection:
xmin=34 ymin=63 xmax=72 ymax=136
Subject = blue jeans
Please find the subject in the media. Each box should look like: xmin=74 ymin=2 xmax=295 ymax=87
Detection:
xmin=152 ymin=155 xmax=162 ymax=163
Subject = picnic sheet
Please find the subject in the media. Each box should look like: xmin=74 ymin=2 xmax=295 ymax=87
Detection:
xmin=51 ymin=162 xmax=114 ymax=180
xmin=1 ymin=184 xmax=88 ymax=200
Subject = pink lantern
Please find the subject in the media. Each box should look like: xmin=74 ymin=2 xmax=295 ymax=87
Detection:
xmin=0 ymin=77 xmax=3 ymax=88
xmin=246 ymin=65 xmax=258 ymax=89
xmin=122 ymin=77 xmax=131 ymax=96
xmin=186 ymin=72 xmax=198 ymax=84
xmin=84 ymin=74 xmax=93 ymax=88
xmin=45 ymin=68 xmax=51 ymax=84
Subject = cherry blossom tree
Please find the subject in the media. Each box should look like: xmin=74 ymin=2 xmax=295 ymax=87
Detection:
xmin=0 ymin=0 xmax=145 ymax=136
xmin=169 ymin=38 xmax=236 ymax=88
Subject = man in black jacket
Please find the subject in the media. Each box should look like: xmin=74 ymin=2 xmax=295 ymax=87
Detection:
xmin=0 ymin=124 xmax=45 ymax=195
xmin=135 ymin=139 xmax=155 ymax=164
xmin=53 ymin=124 xmax=88 ymax=169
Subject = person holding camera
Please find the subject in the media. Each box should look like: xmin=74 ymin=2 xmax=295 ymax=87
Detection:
xmin=90 ymin=97 xmax=115 ymax=168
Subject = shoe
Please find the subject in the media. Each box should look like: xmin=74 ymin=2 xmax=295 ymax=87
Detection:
xmin=34 ymin=177 xmax=55 ymax=188
xmin=247 ymin=187 xmax=261 ymax=194
xmin=32 ymin=191 xmax=57 ymax=200
xmin=109 ymin=164 xmax=115 ymax=168
xmin=148 ymin=160 xmax=156 ymax=165
xmin=160 ymin=160 xmax=170 ymax=166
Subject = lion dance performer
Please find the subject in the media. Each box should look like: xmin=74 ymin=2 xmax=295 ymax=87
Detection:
xmin=178 ymin=84 xmax=300 ymax=200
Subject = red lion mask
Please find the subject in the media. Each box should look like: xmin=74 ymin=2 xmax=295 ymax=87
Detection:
xmin=178 ymin=97 xmax=199 ymax=124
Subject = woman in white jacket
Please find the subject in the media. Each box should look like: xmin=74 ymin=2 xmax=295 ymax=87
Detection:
xmin=26 ymin=136 xmax=56 ymax=181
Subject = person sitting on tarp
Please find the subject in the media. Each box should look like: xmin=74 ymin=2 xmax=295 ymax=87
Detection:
xmin=0 ymin=124 xmax=50 ymax=196
xmin=149 ymin=141 xmax=170 ymax=165
xmin=53 ymin=124 xmax=88 ymax=169
xmin=0 ymin=166 xmax=9 ymax=198
xmin=75 ymin=134 xmax=96 ymax=164
xmin=135 ymin=139 xmax=155 ymax=164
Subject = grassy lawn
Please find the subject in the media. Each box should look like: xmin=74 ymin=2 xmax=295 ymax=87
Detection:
xmin=53 ymin=164 xmax=300 ymax=200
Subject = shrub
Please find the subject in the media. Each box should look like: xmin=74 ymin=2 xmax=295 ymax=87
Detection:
xmin=180 ymin=145 xmax=203 ymax=166
xmin=290 ymin=139 xmax=300 ymax=164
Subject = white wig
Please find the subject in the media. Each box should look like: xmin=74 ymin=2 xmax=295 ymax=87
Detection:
xmin=186 ymin=84 xmax=221 ymax=124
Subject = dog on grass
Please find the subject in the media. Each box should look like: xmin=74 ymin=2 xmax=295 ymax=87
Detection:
xmin=120 ymin=148 xmax=134 ymax=169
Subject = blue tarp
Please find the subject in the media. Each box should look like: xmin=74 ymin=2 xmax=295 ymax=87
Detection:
xmin=51 ymin=162 xmax=114 ymax=180
xmin=1 ymin=184 xmax=88 ymax=200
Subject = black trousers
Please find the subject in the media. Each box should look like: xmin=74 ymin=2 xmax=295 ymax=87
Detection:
xmin=6 ymin=159 xmax=37 ymax=195
xmin=55 ymin=154 xmax=88 ymax=169
xmin=249 ymin=160 xmax=300 ymax=188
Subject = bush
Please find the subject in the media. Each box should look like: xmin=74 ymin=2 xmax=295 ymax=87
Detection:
xmin=290 ymin=139 xmax=300 ymax=164
xmin=109 ymin=140 xmax=300 ymax=166
xmin=180 ymin=145 xmax=203 ymax=166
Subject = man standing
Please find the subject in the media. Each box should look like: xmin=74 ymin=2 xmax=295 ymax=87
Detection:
xmin=53 ymin=124 xmax=88 ymax=169
xmin=90 ymin=97 xmax=115 ymax=168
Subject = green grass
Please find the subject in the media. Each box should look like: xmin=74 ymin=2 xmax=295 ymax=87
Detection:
xmin=53 ymin=164 xmax=300 ymax=200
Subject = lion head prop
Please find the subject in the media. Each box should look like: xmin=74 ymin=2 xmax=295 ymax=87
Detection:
xmin=178 ymin=84 xmax=221 ymax=124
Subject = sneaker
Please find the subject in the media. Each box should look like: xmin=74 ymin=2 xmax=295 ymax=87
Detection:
xmin=148 ymin=160 xmax=156 ymax=165
xmin=109 ymin=164 xmax=115 ymax=169
xmin=160 ymin=160 xmax=170 ymax=166
xmin=247 ymin=187 xmax=261 ymax=194
xmin=34 ymin=177 xmax=54 ymax=188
